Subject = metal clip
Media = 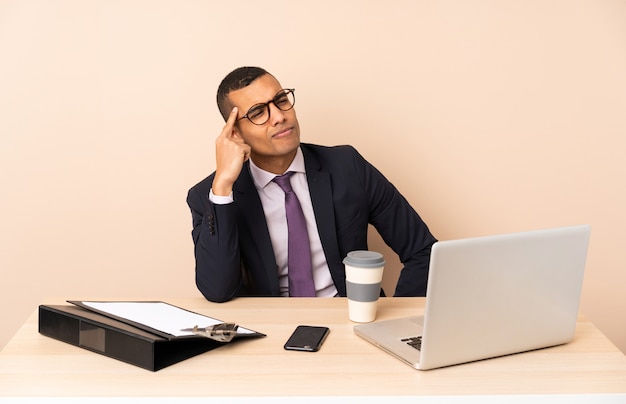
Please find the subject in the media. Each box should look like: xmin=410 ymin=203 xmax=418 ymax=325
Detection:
xmin=181 ymin=323 xmax=239 ymax=342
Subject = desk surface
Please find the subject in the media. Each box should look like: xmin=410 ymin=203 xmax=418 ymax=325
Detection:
xmin=1 ymin=297 xmax=625 ymax=399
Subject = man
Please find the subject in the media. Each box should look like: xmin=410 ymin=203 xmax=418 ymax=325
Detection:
xmin=187 ymin=66 xmax=436 ymax=302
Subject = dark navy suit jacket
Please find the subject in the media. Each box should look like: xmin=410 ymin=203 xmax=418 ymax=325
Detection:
xmin=186 ymin=143 xmax=437 ymax=302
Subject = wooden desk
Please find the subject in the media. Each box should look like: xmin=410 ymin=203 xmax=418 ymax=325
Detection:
xmin=0 ymin=297 xmax=625 ymax=401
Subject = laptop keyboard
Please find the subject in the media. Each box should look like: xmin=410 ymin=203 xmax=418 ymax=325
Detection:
xmin=402 ymin=336 xmax=423 ymax=351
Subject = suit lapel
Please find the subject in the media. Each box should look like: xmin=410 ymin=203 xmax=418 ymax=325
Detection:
xmin=302 ymin=147 xmax=344 ymax=288
xmin=234 ymin=164 xmax=280 ymax=294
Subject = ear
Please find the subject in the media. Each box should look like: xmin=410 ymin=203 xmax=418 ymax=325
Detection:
xmin=231 ymin=125 xmax=250 ymax=146
xmin=231 ymin=125 xmax=242 ymax=138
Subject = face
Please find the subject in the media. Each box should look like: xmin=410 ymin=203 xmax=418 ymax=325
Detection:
xmin=228 ymin=74 xmax=301 ymax=168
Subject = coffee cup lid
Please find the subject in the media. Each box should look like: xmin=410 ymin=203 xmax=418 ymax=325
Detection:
xmin=343 ymin=251 xmax=385 ymax=268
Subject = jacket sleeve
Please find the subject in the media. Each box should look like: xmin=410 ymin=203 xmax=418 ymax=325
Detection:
xmin=186 ymin=185 xmax=243 ymax=302
xmin=352 ymin=148 xmax=437 ymax=296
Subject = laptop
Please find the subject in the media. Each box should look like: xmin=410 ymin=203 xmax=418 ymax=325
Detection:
xmin=354 ymin=224 xmax=591 ymax=370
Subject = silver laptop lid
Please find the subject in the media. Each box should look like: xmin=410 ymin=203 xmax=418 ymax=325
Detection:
xmin=419 ymin=224 xmax=590 ymax=370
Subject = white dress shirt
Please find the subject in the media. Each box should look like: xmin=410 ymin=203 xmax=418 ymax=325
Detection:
xmin=209 ymin=147 xmax=338 ymax=297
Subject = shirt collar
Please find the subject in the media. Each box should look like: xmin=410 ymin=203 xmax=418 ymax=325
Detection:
xmin=249 ymin=147 xmax=305 ymax=189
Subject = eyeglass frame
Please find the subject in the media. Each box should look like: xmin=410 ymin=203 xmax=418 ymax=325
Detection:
xmin=236 ymin=88 xmax=296 ymax=126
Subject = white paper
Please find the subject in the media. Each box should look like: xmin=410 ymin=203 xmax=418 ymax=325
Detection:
xmin=80 ymin=301 xmax=255 ymax=337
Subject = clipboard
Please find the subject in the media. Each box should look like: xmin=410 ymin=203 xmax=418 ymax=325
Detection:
xmin=67 ymin=300 xmax=265 ymax=340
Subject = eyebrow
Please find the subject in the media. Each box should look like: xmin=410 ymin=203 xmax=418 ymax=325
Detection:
xmin=263 ymin=89 xmax=286 ymax=102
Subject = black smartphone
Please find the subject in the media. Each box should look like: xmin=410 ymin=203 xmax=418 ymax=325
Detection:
xmin=283 ymin=325 xmax=330 ymax=352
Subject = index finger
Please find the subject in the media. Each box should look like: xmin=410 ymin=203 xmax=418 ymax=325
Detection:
xmin=226 ymin=107 xmax=239 ymax=129
xmin=219 ymin=107 xmax=239 ymax=139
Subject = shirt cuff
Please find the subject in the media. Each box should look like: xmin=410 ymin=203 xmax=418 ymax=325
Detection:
xmin=209 ymin=189 xmax=234 ymax=205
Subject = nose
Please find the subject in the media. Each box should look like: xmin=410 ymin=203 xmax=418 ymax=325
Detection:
xmin=268 ymin=102 xmax=287 ymax=125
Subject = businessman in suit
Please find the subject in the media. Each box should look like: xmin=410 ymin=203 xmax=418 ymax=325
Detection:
xmin=187 ymin=66 xmax=437 ymax=302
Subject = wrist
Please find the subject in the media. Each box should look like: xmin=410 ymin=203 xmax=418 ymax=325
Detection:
xmin=212 ymin=177 xmax=233 ymax=196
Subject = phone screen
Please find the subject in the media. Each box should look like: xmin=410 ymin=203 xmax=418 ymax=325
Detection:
xmin=284 ymin=325 xmax=330 ymax=352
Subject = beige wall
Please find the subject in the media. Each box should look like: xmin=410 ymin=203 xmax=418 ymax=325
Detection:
xmin=1 ymin=0 xmax=625 ymax=354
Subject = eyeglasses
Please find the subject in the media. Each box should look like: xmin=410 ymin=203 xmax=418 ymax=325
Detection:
xmin=237 ymin=88 xmax=296 ymax=125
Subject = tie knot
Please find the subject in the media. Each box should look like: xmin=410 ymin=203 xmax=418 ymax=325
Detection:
xmin=273 ymin=172 xmax=294 ymax=193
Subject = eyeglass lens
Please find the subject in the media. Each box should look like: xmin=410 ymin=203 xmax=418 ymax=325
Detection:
xmin=245 ymin=89 xmax=295 ymax=125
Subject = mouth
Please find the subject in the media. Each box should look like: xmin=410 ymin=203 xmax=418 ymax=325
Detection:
xmin=272 ymin=126 xmax=294 ymax=139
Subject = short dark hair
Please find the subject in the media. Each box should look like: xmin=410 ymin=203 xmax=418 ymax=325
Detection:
xmin=216 ymin=66 xmax=270 ymax=120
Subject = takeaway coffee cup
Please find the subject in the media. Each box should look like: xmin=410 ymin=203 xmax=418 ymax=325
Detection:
xmin=343 ymin=251 xmax=386 ymax=323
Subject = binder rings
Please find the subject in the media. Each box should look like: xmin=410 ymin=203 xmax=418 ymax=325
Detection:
xmin=38 ymin=303 xmax=265 ymax=371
